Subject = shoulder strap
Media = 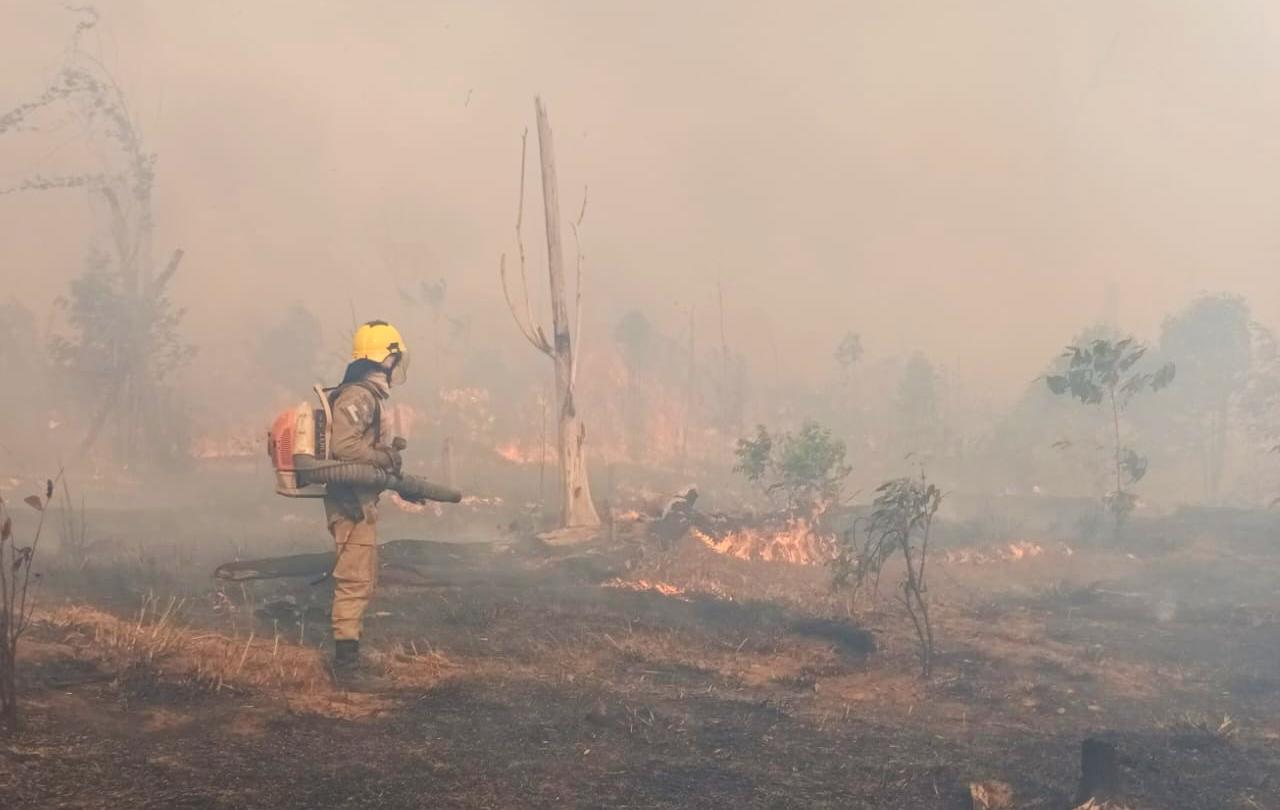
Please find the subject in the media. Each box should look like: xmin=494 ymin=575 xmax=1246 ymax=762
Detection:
xmin=329 ymin=381 xmax=384 ymax=443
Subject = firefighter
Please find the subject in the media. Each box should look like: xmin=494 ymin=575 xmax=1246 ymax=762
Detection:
xmin=326 ymin=320 xmax=409 ymax=684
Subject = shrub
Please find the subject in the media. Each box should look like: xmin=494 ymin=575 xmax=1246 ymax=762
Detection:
xmin=833 ymin=473 xmax=942 ymax=678
xmin=733 ymin=420 xmax=851 ymax=514
xmin=0 ymin=477 xmax=56 ymax=732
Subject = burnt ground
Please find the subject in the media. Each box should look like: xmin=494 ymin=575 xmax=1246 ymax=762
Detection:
xmin=2 ymin=505 xmax=1280 ymax=809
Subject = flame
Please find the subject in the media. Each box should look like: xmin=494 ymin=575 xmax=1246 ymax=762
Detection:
xmin=602 ymin=578 xmax=688 ymax=598
xmin=1005 ymin=541 xmax=1043 ymax=560
xmin=494 ymin=441 xmax=552 ymax=465
xmin=943 ymin=541 xmax=1067 ymax=565
xmin=422 ymin=342 xmax=722 ymax=470
xmin=692 ymin=516 xmax=834 ymax=565
xmin=386 ymin=492 xmax=444 ymax=515
xmin=574 ymin=346 xmax=698 ymax=466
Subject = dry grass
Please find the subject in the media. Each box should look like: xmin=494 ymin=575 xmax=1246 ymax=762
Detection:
xmin=1166 ymin=711 xmax=1239 ymax=747
xmin=44 ymin=597 xmax=332 ymax=698
xmin=36 ymin=593 xmax=465 ymax=719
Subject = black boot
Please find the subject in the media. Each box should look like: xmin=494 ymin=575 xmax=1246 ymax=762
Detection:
xmin=333 ymin=639 xmax=359 ymax=673
xmin=331 ymin=639 xmax=390 ymax=692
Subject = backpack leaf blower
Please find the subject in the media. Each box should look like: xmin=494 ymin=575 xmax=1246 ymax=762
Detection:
xmin=267 ymin=385 xmax=461 ymax=504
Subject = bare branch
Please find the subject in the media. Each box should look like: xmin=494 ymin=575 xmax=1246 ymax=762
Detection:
xmin=514 ymin=129 xmax=547 ymax=346
xmin=149 ymin=248 xmax=184 ymax=297
xmin=500 ymin=254 xmax=552 ymax=355
xmin=568 ymin=185 xmax=588 ymax=391
xmin=80 ymin=375 xmax=126 ymax=453
xmin=0 ymin=72 xmax=80 ymax=136
xmin=499 ymin=128 xmax=552 ymax=355
xmin=0 ymin=172 xmax=108 ymax=196
xmin=575 ymin=184 xmax=588 ymax=226
xmin=65 ymin=5 xmax=100 ymax=54
xmin=99 ymin=186 xmax=132 ymax=266
xmin=516 ymin=128 xmax=527 ymax=241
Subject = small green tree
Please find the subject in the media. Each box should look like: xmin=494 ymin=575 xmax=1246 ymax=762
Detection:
xmin=1045 ymin=338 xmax=1175 ymax=533
xmin=832 ymin=473 xmax=942 ymax=678
xmin=734 ymin=420 xmax=851 ymax=513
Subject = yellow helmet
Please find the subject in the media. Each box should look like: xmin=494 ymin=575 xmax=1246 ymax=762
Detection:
xmin=351 ymin=320 xmax=409 ymax=384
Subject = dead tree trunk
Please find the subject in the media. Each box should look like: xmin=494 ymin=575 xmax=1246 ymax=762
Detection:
xmin=536 ymin=98 xmax=600 ymax=528
xmin=680 ymin=305 xmax=695 ymax=475
xmin=539 ymin=392 xmax=549 ymax=506
xmin=500 ymin=98 xmax=600 ymax=529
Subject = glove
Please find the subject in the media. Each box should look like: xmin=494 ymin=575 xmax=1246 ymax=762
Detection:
xmin=376 ymin=444 xmax=403 ymax=476
xmin=389 ymin=437 xmax=408 ymax=476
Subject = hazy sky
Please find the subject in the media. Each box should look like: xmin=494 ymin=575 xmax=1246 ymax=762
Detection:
xmin=4 ymin=1 xmax=1280 ymax=399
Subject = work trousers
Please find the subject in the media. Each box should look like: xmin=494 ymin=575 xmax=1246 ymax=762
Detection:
xmin=325 ymin=499 xmax=379 ymax=642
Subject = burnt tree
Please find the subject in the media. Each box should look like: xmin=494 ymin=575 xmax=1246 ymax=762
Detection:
xmin=0 ymin=7 xmax=188 ymax=463
xmin=501 ymin=97 xmax=601 ymax=528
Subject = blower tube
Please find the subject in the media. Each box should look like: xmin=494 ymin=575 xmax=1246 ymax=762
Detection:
xmin=294 ymin=457 xmax=462 ymax=503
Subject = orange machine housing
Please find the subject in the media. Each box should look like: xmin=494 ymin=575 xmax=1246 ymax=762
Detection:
xmin=265 ymin=386 xmax=331 ymax=497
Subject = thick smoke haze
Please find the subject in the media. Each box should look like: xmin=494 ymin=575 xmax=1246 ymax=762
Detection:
xmin=4 ymin=0 xmax=1280 ymax=414
xmin=7 ymin=10 xmax=1280 ymax=806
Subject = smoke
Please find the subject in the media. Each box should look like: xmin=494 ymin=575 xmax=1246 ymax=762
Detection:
xmin=4 ymin=1 xmax=1280 ymax=498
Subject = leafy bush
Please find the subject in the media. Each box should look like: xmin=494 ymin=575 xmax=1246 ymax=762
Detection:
xmin=733 ymin=420 xmax=851 ymax=513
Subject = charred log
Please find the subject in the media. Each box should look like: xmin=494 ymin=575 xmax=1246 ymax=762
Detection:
xmin=214 ymin=539 xmax=495 ymax=582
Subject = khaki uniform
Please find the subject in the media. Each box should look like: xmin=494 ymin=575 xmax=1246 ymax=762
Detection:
xmin=324 ymin=375 xmax=394 ymax=642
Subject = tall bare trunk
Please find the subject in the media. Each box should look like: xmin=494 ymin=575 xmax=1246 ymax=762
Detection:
xmin=535 ymin=98 xmax=600 ymax=528
xmin=538 ymin=393 xmax=548 ymax=506
xmin=680 ymin=306 xmax=695 ymax=475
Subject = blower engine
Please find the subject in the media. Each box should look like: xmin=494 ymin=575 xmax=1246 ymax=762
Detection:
xmin=267 ymin=385 xmax=461 ymax=504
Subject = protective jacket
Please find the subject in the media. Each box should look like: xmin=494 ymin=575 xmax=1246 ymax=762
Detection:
xmin=324 ymin=373 xmax=396 ymax=521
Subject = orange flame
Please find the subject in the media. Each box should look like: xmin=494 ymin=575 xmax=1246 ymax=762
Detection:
xmin=602 ymin=578 xmax=688 ymax=598
xmin=692 ymin=517 xmax=834 ymax=565
xmin=943 ymin=541 xmax=1067 ymax=565
xmin=494 ymin=441 xmax=552 ymax=465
